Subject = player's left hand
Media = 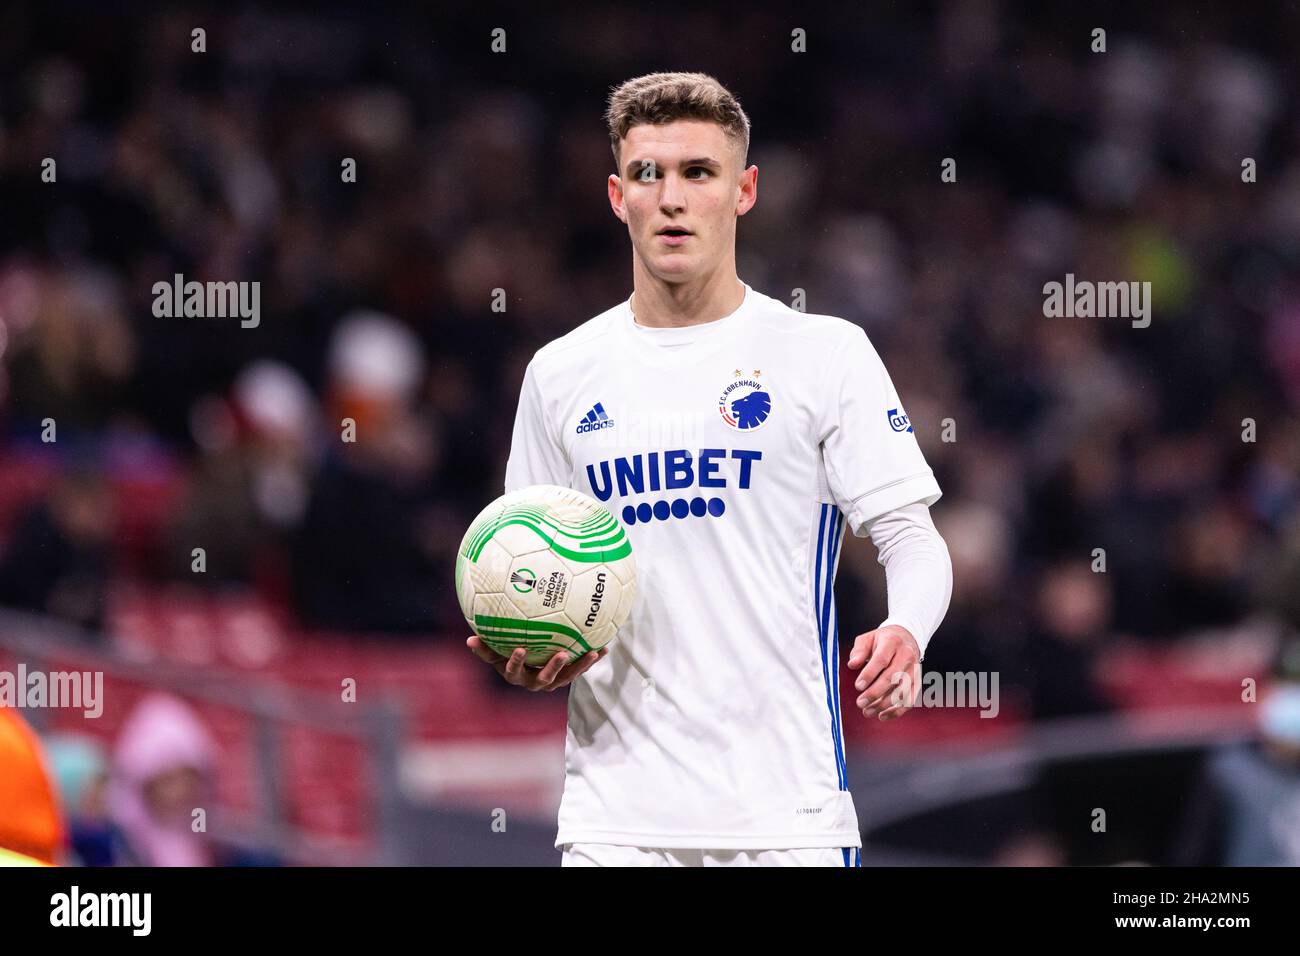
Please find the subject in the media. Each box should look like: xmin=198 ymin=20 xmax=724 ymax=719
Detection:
xmin=846 ymin=625 xmax=921 ymax=721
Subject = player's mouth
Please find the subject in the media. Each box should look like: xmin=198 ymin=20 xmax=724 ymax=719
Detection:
xmin=657 ymin=227 xmax=692 ymax=246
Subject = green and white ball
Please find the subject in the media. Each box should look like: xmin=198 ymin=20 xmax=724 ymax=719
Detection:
xmin=456 ymin=485 xmax=637 ymax=666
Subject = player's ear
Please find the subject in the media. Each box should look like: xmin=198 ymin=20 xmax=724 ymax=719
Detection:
xmin=608 ymin=173 xmax=627 ymax=223
xmin=736 ymin=164 xmax=758 ymax=216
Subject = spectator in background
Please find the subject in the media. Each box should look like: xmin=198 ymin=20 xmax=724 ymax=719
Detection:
xmin=107 ymin=692 xmax=282 ymax=867
xmin=1258 ymin=510 xmax=1300 ymax=636
xmin=2 ymin=266 xmax=136 ymax=438
xmin=916 ymin=501 xmax=1025 ymax=681
xmin=1159 ymin=503 xmax=1256 ymax=634
xmin=1017 ymin=561 xmax=1115 ymax=721
xmin=0 ymin=708 xmax=65 ymax=866
xmin=109 ymin=693 xmax=219 ymax=866
xmin=1174 ymin=641 xmax=1300 ymax=866
xmin=291 ymin=311 xmax=447 ymax=634
xmin=165 ymin=359 xmax=319 ymax=587
xmin=43 ymin=732 xmax=114 ymax=866
xmin=0 ymin=467 xmax=115 ymax=633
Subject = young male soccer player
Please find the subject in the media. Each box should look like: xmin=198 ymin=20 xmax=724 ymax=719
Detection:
xmin=468 ymin=72 xmax=953 ymax=867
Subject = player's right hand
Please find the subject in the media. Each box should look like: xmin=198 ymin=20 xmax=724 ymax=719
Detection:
xmin=466 ymin=635 xmax=608 ymax=692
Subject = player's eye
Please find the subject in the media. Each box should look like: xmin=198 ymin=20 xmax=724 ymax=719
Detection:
xmin=632 ymin=164 xmax=711 ymax=182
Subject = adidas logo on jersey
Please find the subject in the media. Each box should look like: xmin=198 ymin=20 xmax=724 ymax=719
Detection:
xmin=576 ymin=402 xmax=615 ymax=434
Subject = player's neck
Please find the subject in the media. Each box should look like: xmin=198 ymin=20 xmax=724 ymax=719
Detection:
xmin=629 ymin=270 xmax=745 ymax=329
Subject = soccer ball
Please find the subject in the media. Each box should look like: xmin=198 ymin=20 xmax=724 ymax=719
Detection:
xmin=456 ymin=485 xmax=637 ymax=666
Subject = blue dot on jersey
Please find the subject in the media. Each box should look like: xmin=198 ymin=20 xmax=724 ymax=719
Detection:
xmin=671 ymin=498 xmax=689 ymax=519
xmin=636 ymin=503 xmax=652 ymax=523
xmin=690 ymin=497 xmax=707 ymax=517
xmin=707 ymin=497 xmax=725 ymax=517
xmin=622 ymin=505 xmax=637 ymax=525
xmin=653 ymin=500 xmax=670 ymax=520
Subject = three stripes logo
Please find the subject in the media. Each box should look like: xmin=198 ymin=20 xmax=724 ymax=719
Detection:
xmin=576 ymin=402 xmax=615 ymax=434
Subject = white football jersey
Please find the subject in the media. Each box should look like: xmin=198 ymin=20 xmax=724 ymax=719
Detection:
xmin=504 ymin=281 xmax=942 ymax=849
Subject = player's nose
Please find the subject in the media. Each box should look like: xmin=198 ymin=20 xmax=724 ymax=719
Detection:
xmin=658 ymin=175 xmax=686 ymax=213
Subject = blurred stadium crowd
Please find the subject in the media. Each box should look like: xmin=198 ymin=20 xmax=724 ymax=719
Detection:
xmin=1 ymin=693 xmax=279 ymax=866
xmin=1 ymin=2 xmax=1299 ymax=865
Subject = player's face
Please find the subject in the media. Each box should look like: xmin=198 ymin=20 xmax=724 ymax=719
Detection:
xmin=609 ymin=119 xmax=757 ymax=283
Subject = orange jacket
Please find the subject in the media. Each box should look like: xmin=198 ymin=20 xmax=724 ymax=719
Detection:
xmin=0 ymin=709 xmax=65 ymax=865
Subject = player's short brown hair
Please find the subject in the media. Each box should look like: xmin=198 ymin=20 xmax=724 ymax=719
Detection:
xmin=605 ymin=72 xmax=751 ymax=171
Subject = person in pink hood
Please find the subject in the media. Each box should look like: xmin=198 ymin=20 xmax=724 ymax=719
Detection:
xmin=109 ymin=693 xmax=219 ymax=867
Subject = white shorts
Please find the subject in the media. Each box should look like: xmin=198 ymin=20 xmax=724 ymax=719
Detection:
xmin=561 ymin=843 xmax=862 ymax=867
